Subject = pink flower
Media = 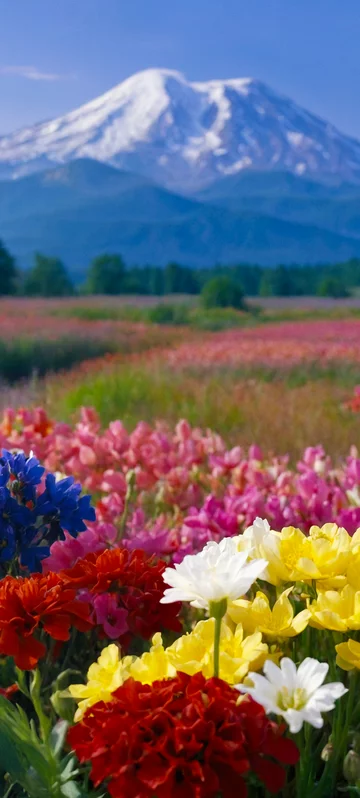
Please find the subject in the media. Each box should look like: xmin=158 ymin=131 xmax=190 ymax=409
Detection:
xmin=124 ymin=510 xmax=173 ymax=556
xmin=210 ymin=446 xmax=243 ymax=476
xmin=43 ymin=524 xmax=118 ymax=572
xmin=338 ymin=508 xmax=360 ymax=535
xmin=100 ymin=470 xmax=127 ymax=495
xmin=92 ymin=594 xmax=128 ymax=639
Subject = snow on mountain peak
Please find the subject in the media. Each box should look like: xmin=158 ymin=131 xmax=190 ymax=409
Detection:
xmin=1 ymin=67 xmax=360 ymax=189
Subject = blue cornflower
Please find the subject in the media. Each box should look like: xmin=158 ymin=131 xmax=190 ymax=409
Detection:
xmin=35 ymin=473 xmax=95 ymax=541
xmin=0 ymin=486 xmax=32 ymax=562
xmin=19 ymin=526 xmax=50 ymax=572
xmin=0 ymin=462 xmax=10 ymax=488
xmin=1 ymin=449 xmax=45 ymax=503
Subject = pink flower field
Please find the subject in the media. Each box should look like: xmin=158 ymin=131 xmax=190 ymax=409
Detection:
xmin=166 ymin=319 xmax=360 ymax=370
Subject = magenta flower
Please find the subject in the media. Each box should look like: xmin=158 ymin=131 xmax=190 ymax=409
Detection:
xmin=93 ymin=593 xmax=128 ymax=639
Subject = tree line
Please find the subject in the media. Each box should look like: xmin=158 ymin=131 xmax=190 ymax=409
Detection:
xmin=0 ymin=240 xmax=357 ymax=299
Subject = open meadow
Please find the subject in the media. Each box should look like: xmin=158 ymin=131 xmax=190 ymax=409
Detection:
xmin=1 ymin=296 xmax=356 ymax=458
xmin=3 ymin=295 xmax=360 ymax=797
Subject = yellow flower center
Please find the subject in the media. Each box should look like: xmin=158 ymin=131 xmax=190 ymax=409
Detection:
xmin=279 ymin=536 xmax=307 ymax=573
xmin=277 ymin=687 xmax=308 ymax=711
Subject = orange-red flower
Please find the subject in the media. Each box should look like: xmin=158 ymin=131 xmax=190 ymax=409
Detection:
xmin=61 ymin=548 xmax=181 ymax=643
xmin=68 ymin=672 xmax=299 ymax=798
xmin=0 ymin=572 xmax=93 ymax=669
xmin=0 ymin=684 xmax=18 ymax=700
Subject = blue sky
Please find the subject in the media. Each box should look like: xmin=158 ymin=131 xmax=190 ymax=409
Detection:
xmin=1 ymin=0 xmax=359 ymax=137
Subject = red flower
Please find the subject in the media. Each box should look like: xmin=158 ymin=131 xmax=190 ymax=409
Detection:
xmin=61 ymin=548 xmax=181 ymax=643
xmin=68 ymin=672 xmax=299 ymax=798
xmin=0 ymin=572 xmax=93 ymax=670
xmin=0 ymin=684 xmax=18 ymax=700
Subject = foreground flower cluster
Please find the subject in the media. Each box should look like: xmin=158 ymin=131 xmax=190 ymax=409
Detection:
xmin=1 ymin=410 xmax=360 ymax=797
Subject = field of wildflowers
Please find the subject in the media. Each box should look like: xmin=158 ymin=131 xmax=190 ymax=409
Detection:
xmin=2 ymin=303 xmax=360 ymax=796
xmin=165 ymin=319 xmax=360 ymax=370
xmin=0 ymin=298 xmax=183 ymax=383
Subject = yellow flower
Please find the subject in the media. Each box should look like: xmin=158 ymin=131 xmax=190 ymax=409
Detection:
xmin=228 ymin=588 xmax=310 ymax=638
xmin=239 ymin=521 xmax=352 ymax=588
xmin=129 ymin=633 xmax=176 ymax=683
xmin=336 ymin=639 xmax=360 ymax=670
xmin=69 ymin=644 xmax=133 ymax=721
xmin=308 ymin=585 xmax=360 ymax=632
xmin=237 ymin=520 xmax=305 ymax=585
xmin=306 ymin=524 xmax=351 ymax=589
xmin=69 ymin=637 xmax=177 ymax=721
xmin=167 ymin=618 xmax=269 ymax=684
xmin=346 ymin=533 xmax=360 ymax=590
xmin=243 ymin=524 xmax=312 ymax=586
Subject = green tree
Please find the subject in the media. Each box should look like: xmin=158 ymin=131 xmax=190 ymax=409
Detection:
xmin=148 ymin=266 xmax=165 ymax=296
xmin=201 ymin=275 xmax=245 ymax=309
xmin=164 ymin=262 xmax=198 ymax=294
xmin=0 ymin=239 xmax=18 ymax=295
xmin=317 ymin=276 xmax=350 ymax=299
xmin=271 ymin=265 xmax=294 ymax=296
xmin=259 ymin=270 xmax=274 ymax=297
xmin=24 ymin=253 xmax=74 ymax=297
xmin=87 ymin=254 xmax=126 ymax=295
xmin=259 ymin=265 xmax=295 ymax=296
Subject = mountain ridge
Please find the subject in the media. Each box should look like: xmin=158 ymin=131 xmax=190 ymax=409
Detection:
xmin=2 ymin=68 xmax=360 ymax=190
xmin=2 ymin=159 xmax=360 ymax=275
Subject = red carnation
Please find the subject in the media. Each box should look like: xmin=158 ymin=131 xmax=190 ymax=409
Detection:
xmin=61 ymin=548 xmax=181 ymax=643
xmin=0 ymin=572 xmax=93 ymax=670
xmin=68 ymin=672 xmax=299 ymax=798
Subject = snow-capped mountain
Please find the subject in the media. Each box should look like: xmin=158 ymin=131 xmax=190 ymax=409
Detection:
xmin=2 ymin=68 xmax=360 ymax=191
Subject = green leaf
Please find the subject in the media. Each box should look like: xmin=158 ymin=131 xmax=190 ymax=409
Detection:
xmin=50 ymin=720 xmax=69 ymax=757
xmin=59 ymin=754 xmax=79 ymax=782
xmin=60 ymin=781 xmax=86 ymax=798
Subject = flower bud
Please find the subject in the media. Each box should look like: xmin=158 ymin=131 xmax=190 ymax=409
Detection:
xmin=343 ymin=750 xmax=360 ymax=785
xmin=50 ymin=689 xmax=76 ymax=723
xmin=321 ymin=741 xmax=334 ymax=762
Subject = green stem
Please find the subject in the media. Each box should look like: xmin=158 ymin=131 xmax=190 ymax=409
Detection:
xmin=30 ymin=669 xmax=51 ymax=744
xmin=295 ymin=725 xmax=314 ymax=798
xmin=209 ymin=598 xmax=227 ymax=678
xmin=116 ymin=469 xmax=136 ymax=542
xmin=337 ymin=671 xmax=357 ymax=768
xmin=3 ymin=783 xmax=16 ymax=798
xmin=310 ymin=673 xmax=355 ymax=798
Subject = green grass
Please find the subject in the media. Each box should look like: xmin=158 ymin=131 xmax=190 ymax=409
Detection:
xmin=55 ymin=302 xmax=258 ymax=330
xmin=54 ymin=300 xmax=360 ymax=331
xmin=52 ymin=363 xmax=245 ymax=431
xmin=0 ymin=338 xmax=124 ymax=383
xmin=54 ymin=305 xmax=146 ymax=322
xmin=49 ymin=357 xmax=360 ymax=461
xmin=180 ymin=360 xmax=360 ymax=389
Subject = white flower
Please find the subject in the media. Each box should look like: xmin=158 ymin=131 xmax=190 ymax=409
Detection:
xmin=237 ymin=657 xmax=347 ymax=733
xmin=242 ymin=517 xmax=272 ymax=550
xmin=238 ymin=517 xmax=277 ymax=583
xmin=160 ymin=536 xmax=267 ymax=610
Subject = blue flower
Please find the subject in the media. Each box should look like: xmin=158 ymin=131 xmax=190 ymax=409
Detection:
xmin=1 ymin=449 xmax=45 ymax=503
xmin=20 ymin=543 xmax=50 ymax=573
xmin=0 ymin=462 xmax=10 ymax=488
xmin=0 ymin=455 xmax=95 ymax=574
xmin=16 ymin=525 xmax=49 ymax=573
xmin=35 ymin=473 xmax=95 ymax=541
xmin=0 ymin=486 xmax=32 ymax=562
